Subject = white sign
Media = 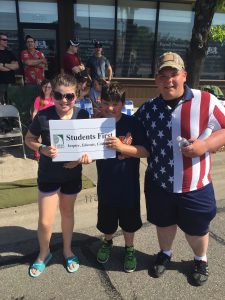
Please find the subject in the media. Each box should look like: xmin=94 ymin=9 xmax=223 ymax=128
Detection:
xmin=49 ymin=118 xmax=116 ymax=161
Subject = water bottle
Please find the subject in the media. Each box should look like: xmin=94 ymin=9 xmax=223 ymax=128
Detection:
xmin=198 ymin=127 xmax=213 ymax=140
xmin=177 ymin=136 xmax=190 ymax=148
xmin=74 ymin=100 xmax=81 ymax=109
xmin=84 ymin=98 xmax=93 ymax=118
xmin=125 ymin=99 xmax=134 ymax=116
xmin=122 ymin=99 xmax=134 ymax=116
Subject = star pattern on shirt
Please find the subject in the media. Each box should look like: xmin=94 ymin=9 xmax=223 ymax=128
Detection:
xmin=136 ymin=98 xmax=174 ymax=191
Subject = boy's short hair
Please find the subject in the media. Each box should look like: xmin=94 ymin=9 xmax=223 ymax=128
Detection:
xmin=101 ymin=82 xmax=125 ymax=104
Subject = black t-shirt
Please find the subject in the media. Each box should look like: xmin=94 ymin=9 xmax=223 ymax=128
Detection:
xmin=0 ymin=49 xmax=17 ymax=84
xmin=96 ymin=114 xmax=148 ymax=208
xmin=29 ymin=106 xmax=89 ymax=183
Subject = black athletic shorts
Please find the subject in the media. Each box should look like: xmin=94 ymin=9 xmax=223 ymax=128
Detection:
xmin=38 ymin=178 xmax=82 ymax=195
xmin=97 ymin=203 xmax=142 ymax=234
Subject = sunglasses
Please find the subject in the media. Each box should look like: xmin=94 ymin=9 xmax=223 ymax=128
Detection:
xmin=0 ymin=38 xmax=8 ymax=41
xmin=53 ymin=91 xmax=75 ymax=102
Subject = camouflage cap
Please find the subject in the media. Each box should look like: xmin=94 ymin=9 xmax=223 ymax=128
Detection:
xmin=157 ymin=52 xmax=185 ymax=72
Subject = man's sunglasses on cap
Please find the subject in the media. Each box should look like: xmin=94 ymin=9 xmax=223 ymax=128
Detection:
xmin=53 ymin=91 xmax=75 ymax=102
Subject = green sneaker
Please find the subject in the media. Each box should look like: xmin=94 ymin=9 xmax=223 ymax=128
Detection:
xmin=124 ymin=246 xmax=136 ymax=273
xmin=97 ymin=240 xmax=112 ymax=263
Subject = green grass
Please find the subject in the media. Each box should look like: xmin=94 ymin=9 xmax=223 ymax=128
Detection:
xmin=0 ymin=176 xmax=95 ymax=209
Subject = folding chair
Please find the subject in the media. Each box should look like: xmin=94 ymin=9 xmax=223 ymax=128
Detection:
xmin=0 ymin=105 xmax=26 ymax=158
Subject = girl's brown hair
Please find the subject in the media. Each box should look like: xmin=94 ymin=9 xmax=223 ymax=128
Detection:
xmin=39 ymin=79 xmax=52 ymax=107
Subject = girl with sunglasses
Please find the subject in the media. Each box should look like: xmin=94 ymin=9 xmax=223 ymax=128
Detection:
xmin=25 ymin=73 xmax=89 ymax=277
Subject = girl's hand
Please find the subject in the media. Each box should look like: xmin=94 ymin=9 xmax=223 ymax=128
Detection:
xmin=41 ymin=145 xmax=58 ymax=158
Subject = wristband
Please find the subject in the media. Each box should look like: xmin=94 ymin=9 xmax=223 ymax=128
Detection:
xmin=38 ymin=144 xmax=46 ymax=154
xmin=3 ymin=63 xmax=5 ymax=67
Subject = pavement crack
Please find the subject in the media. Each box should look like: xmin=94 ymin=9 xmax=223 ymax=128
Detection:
xmin=209 ymin=230 xmax=225 ymax=246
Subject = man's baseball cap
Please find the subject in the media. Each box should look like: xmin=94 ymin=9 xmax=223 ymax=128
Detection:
xmin=157 ymin=52 xmax=185 ymax=72
xmin=67 ymin=39 xmax=80 ymax=47
xmin=94 ymin=41 xmax=102 ymax=48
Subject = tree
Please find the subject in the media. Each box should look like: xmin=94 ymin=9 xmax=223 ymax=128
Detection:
xmin=186 ymin=0 xmax=225 ymax=88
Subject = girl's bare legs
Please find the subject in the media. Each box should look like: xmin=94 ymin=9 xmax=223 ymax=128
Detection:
xmin=59 ymin=192 xmax=77 ymax=270
xmin=31 ymin=191 xmax=59 ymax=275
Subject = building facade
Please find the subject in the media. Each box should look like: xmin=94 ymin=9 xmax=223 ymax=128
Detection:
xmin=0 ymin=0 xmax=225 ymax=83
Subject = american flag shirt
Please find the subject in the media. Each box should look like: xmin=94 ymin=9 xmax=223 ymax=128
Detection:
xmin=135 ymin=85 xmax=225 ymax=193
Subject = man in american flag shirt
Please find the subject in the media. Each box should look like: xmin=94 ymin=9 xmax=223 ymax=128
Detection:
xmin=133 ymin=52 xmax=225 ymax=286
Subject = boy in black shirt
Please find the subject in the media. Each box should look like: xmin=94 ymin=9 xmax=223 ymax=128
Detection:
xmin=96 ymin=83 xmax=149 ymax=272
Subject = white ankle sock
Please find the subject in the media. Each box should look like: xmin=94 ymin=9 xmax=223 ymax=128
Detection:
xmin=194 ymin=255 xmax=207 ymax=262
xmin=162 ymin=250 xmax=172 ymax=257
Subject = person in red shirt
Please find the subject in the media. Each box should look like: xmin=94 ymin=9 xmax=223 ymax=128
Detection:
xmin=63 ymin=40 xmax=85 ymax=78
xmin=21 ymin=35 xmax=47 ymax=85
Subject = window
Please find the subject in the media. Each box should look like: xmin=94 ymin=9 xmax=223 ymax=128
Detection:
xmin=202 ymin=12 xmax=225 ymax=79
xmin=18 ymin=0 xmax=58 ymax=23
xmin=156 ymin=3 xmax=194 ymax=69
xmin=74 ymin=0 xmax=114 ymax=67
xmin=0 ymin=0 xmax=18 ymax=55
xmin=116 ymin=0 xmax=156 ymax=78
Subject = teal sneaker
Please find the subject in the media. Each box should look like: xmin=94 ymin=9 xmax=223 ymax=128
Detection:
xmin=124 ymin=246 xmax=137 ymax=273
xmin=97 ymin=240 xmax=112 ymax=263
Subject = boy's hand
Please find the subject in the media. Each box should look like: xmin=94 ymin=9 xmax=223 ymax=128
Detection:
xmin=181 ymin=139 xmax=208 ymax=158
xmin=105 ymin=136 xmax=124 ymax=152
xmin=78 ymin=154 xmax=92 ymax=164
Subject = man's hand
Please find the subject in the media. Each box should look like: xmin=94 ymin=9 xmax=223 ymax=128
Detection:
xmin=181 ymin=139 xmax=208 ymax=158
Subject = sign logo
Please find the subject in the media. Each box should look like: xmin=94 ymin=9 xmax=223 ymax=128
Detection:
xmin=53 ymin=134 xmax=64 ymax=148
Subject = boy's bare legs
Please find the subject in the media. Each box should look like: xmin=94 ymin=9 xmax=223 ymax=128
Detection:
xmin=123 ymin=230 xmax=134 ymax=247
xmin=31 ymin=191 xmax=59 ymax=276
xmin=104 ymin=234 xmax=113 ymax=241
xmin=185 ymin=233 xmax=209 ymax=257
xmin=59 ymin=192 xmax=78 ymax=271
xmin=156 ymin=225 xmax=177 ymax=251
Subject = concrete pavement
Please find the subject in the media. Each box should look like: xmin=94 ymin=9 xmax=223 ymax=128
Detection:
xmin=0 ymin=151 xmax=225 ymax=299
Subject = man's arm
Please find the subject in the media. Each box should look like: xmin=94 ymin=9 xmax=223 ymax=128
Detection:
xmin=3 ymin=61 xmax=19 ymax=71
xmin=23 ymin=58 xmax=47 ymax=67
xmin=86 ymin=67 xmax=92 ymax=81
xmin=71 ymin=64 xmax=85 ymax=74
xmin=182 ymin=129 xmax=225 ymax=157
xmin=106 ymin=65 xmax=113 ymax=81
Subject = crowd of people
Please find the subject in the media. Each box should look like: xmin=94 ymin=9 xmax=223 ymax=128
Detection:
xmin=0 ymin=34 xmax=112 ymax=107
xmin=1 ymin=32 xmax=225 ymax=287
